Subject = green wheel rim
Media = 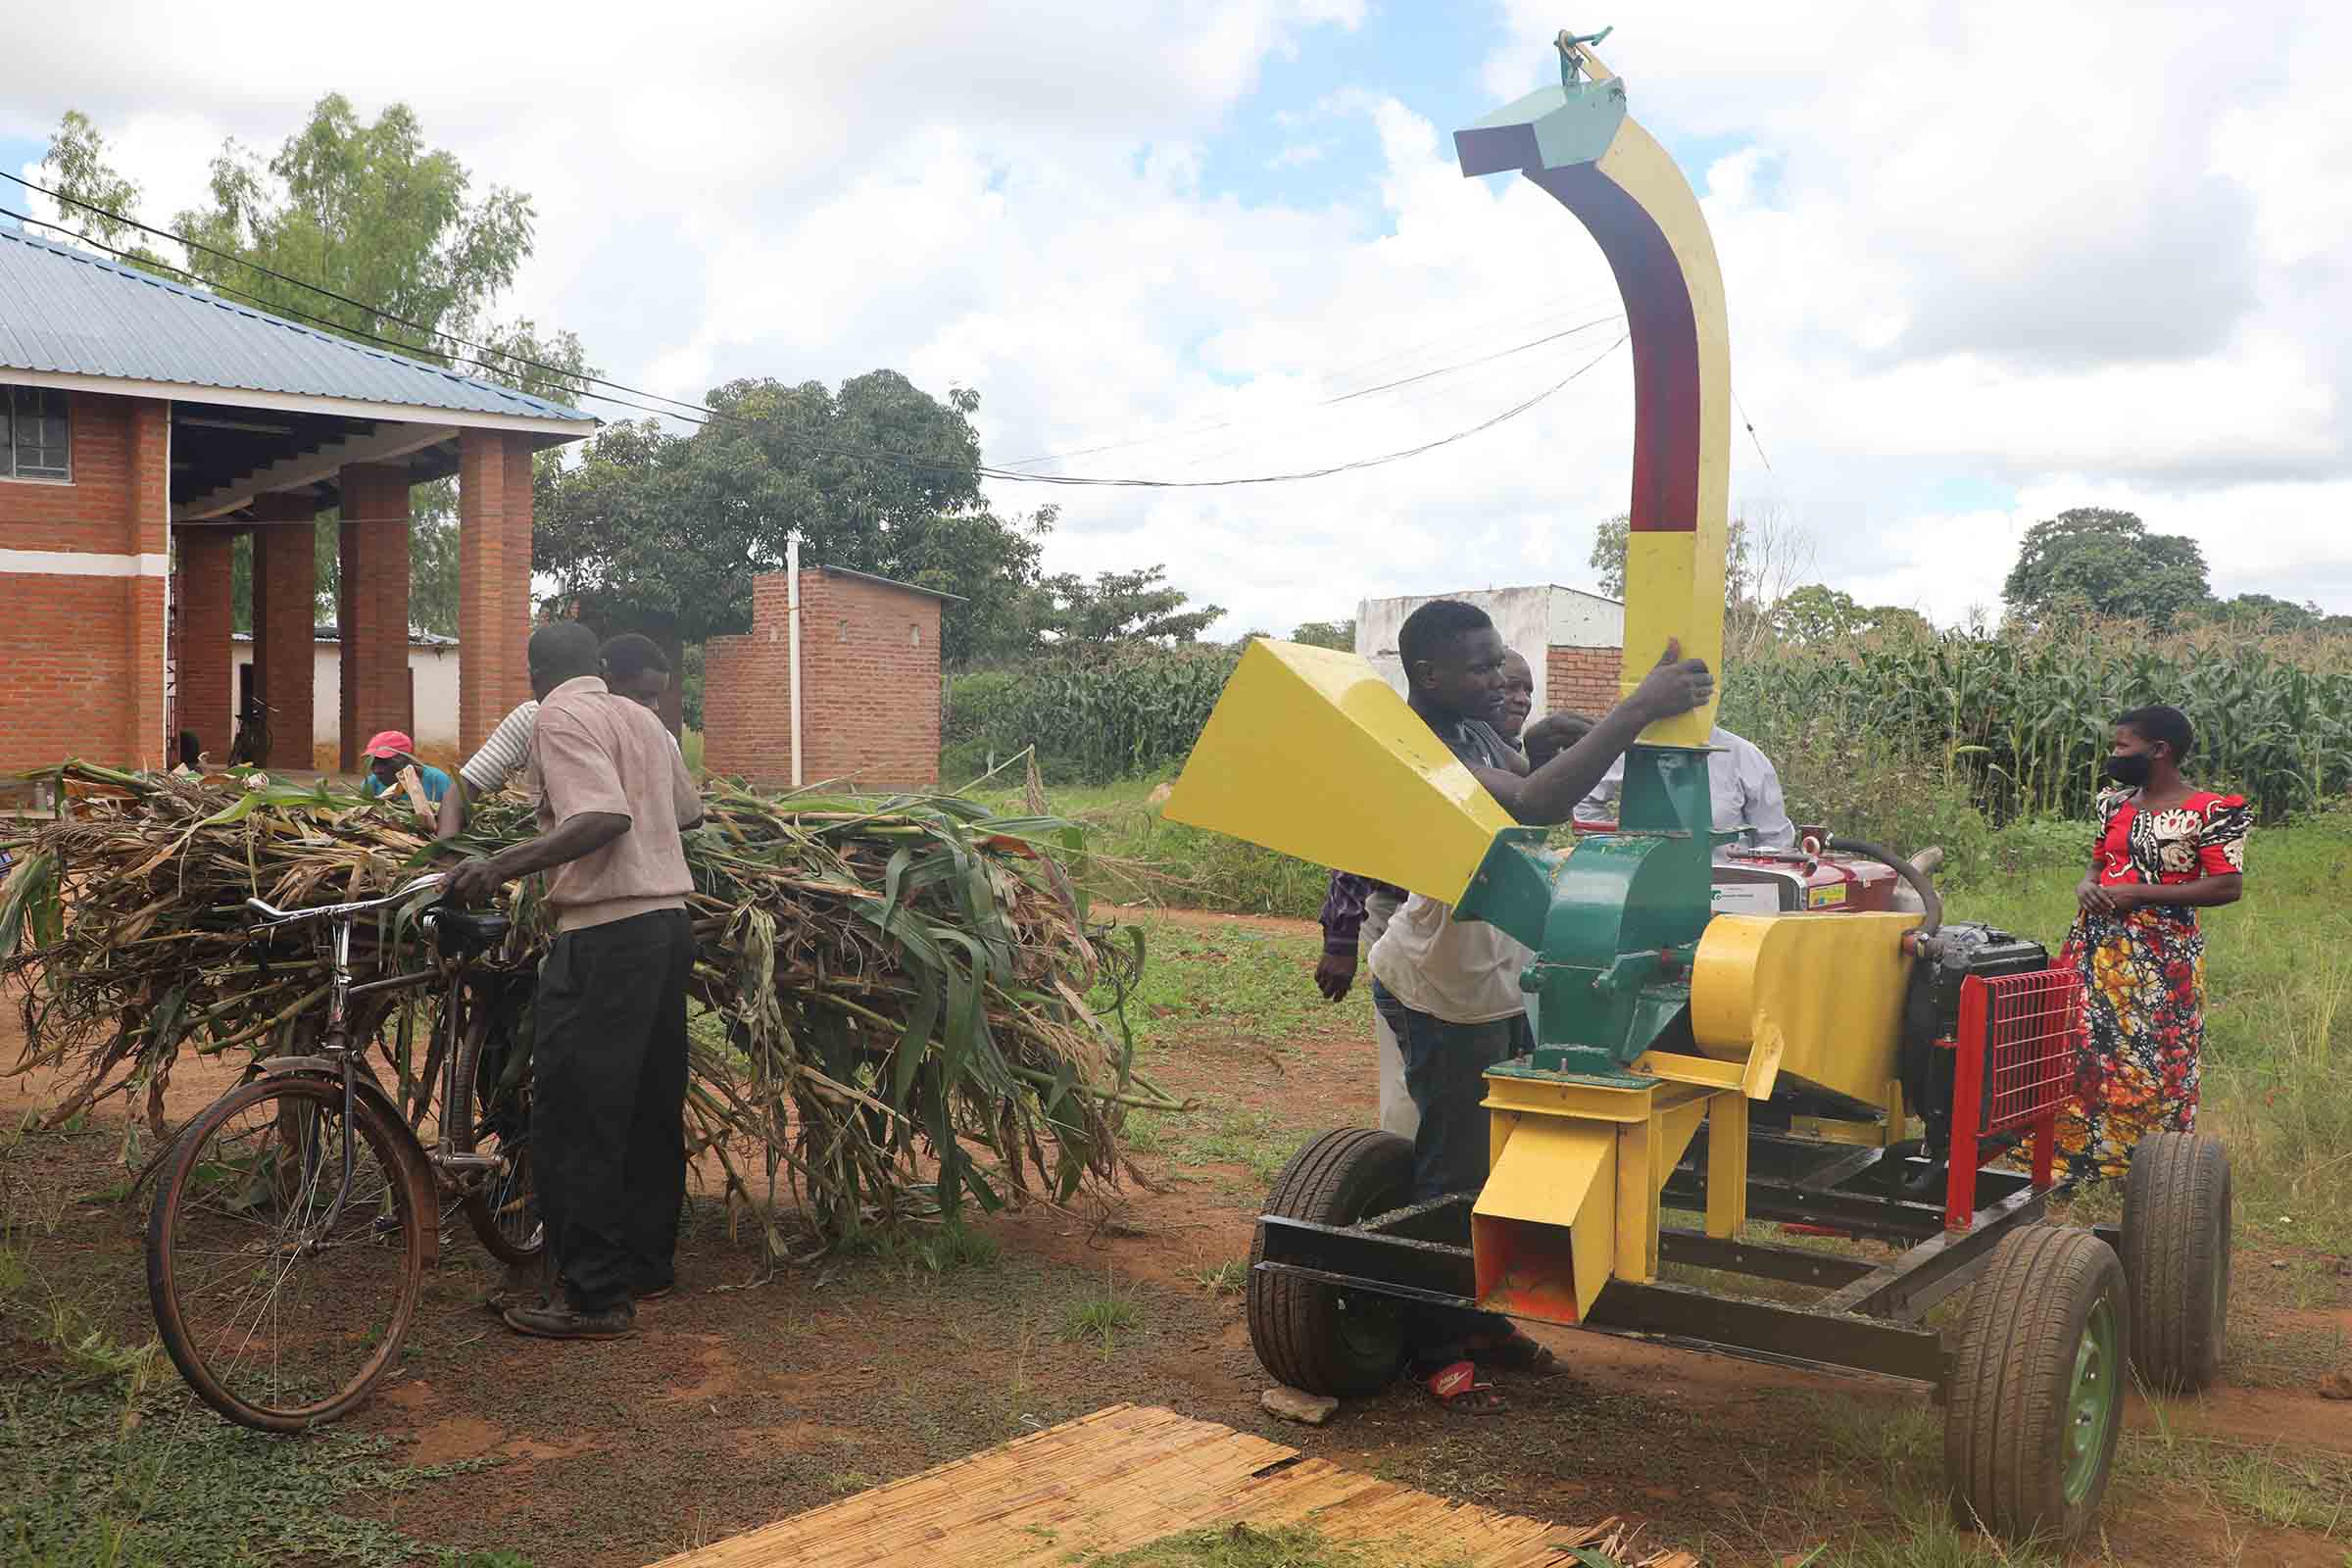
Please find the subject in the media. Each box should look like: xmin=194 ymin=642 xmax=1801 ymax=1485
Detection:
xmin=2064 ymin=1298 xmax=2120 ymax=1504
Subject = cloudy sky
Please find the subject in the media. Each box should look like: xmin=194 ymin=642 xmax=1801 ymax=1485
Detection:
xmin=6 ymin=1 xmax=2346 ymax=637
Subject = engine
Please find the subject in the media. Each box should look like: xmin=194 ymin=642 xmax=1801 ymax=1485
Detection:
xmin=1899 ymin=921 xmax=2052 ymax=1160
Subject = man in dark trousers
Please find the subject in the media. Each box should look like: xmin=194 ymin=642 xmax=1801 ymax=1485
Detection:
xmin=446 ymin=621 xmax=704 ymax=1340
xmin=1365 ymin=600 xmax=1709 ymax=1412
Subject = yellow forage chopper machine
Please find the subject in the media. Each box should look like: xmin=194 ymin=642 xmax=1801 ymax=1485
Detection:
xmin=1164 ymin=28 xmax=2235 ymax=1544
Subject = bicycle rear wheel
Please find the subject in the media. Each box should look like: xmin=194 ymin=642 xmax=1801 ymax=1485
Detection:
xmin=454 ymin=1005 xmax=543 ymax=1266
xmin=147 ymin=1074 xmax=427 ymax=1432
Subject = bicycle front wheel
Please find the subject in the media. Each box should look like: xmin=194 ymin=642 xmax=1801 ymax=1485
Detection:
xmin=146 ymin=1074 xmax=428 ymax=1432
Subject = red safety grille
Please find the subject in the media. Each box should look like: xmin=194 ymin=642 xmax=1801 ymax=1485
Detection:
xmin=1969 ymin=967 xmax=2082 ymax=1136
xmin=1944 ymin=964 xmax=2084 ymax=1231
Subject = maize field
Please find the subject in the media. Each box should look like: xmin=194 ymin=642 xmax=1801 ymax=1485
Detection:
xmin=1722 ymin=622 xmax=2352 ymax=822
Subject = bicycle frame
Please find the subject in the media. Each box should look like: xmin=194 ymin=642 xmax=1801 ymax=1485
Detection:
xmin=243 ymin=873 xmax=508 ymax=1250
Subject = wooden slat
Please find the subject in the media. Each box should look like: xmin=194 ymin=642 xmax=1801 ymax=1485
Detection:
xmin=647 ymin=1403 xmax=1681 ymax=1568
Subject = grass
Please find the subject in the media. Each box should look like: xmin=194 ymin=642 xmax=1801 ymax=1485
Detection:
xmin=1059 ymin=1269 xmax=1144 ymax=1353
xmin=1093 ymin=916 xmax=1358 ymax=1055
xmin=0 ymin=1125 xmax=511 ymax=1568
xmin=1192 ymin=1258 xmax=1249 ymax=1295
xmin=1070 ymin=1522 xmax=1480 ymax=1567
xmin=958 ymin=771 xmax=1327 ymax=919
xmin=0 ymin=1376 xmax=505 ymax=1568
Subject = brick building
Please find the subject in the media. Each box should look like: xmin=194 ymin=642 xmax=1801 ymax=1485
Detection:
xmin=0 ymin=227 xmax=595 ymax=777
xmin=1354 ymin=583 xmax=1626 ymax=718
xmin=704 ymin=564 xmax=953 ymax=790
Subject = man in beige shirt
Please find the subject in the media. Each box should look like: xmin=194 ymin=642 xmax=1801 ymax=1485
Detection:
xmin=447 ymin=621 xmax=704 ymax=1341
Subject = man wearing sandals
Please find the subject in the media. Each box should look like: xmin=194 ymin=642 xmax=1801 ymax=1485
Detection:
xmin=445 ymin=621 xmax=704 ymax=1340
xmin=1316 ymin=649 xmax=1572 ymax=1139
xmin=1366 ymin=601 xmax=1710 ymax=1412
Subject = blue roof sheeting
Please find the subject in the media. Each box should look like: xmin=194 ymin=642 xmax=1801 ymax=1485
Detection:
xmin=0 ymin=227 xmax=595 ymax=426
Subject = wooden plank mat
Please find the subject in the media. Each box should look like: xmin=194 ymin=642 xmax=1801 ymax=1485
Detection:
xmin=648 ymin=1402 xmax=1687 ymax=1567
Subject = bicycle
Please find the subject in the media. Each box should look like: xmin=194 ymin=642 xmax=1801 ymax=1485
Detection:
xmin=144 ymin=872 xmax=541 ymax=1432
xmin=227 ymin=694 xmax=274 ymax=767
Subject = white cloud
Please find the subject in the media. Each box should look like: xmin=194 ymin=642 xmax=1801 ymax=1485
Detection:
xmin=4 ymin=0 xmax=2347 ymax=644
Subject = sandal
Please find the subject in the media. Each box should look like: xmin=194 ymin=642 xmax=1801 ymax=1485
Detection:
xmin=1426 ymin=1359 xmax=1507 ymax=1414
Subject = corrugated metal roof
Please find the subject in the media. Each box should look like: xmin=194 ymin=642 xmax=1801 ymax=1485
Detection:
xmin=0 ymin=227 xmax=595 ymax=425
xmin=817 ymin=564 xmax=966 ymax=603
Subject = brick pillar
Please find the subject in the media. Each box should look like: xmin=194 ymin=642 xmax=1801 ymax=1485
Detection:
xmin=174 ymin=527 xmax=235 ymax=760
xmin=125 ymin=398 xmax=172 ymax=768
xmin=338 ymin=463 xmax=412 ymax=771
xmin=501 ymin=434 xmax=537 ymax=716
xmin=458 ymin=429 xmax=510 ymax=756
xmin=250 ymin=494 xmax=317 ymax=769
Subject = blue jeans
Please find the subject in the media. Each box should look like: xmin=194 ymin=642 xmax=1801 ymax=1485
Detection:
xmin=1369 ymin=981 xmax=1531 ymax=1369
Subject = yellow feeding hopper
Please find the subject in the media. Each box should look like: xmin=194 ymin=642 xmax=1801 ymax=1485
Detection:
xmin=1161 ymin=639 xmax=1515 ymax=907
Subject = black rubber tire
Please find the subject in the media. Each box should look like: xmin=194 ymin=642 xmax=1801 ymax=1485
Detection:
xmin=1944 ymin=1224 xmax=2129 ymax=1543
xmin=147 ymin=1075 xmax=428 ymax=1433
xmin=1247 ymin=1127 xmax=1416 ymax=1396
xmin=452 ymin=1005 xmax=544 ymax=1267
xmin=2121 ymin=1130 xmax=2231 ymax=1394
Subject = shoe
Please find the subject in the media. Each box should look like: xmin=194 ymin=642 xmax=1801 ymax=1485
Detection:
xmin=502 ymin=1300 xmax=637 ymax=1341
xmin=485 ymin=1256 xmax=555 ymax=1314
xmin=636 ymin=1282 xmax=675 ymax=1302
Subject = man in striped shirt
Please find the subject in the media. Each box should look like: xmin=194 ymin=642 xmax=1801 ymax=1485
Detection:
xmin=435 ymin=635 xmax=678 ymax=843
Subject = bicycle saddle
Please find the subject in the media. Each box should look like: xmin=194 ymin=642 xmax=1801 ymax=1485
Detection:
xmin=428 ymin=907 xmax=511 ymax=952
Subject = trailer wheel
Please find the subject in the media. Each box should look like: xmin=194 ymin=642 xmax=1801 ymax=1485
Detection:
xmin=1248 ymin=1128 xmax=1416 ymax=1396
xmin=1944 ymin=1225 xmax=2128 ymax=1543
xmin=2121 ymin=1131 xmax=2231 ymax=1394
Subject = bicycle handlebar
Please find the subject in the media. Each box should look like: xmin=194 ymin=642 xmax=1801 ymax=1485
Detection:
xmin=245 ymin=872 xmax=447 ymax=927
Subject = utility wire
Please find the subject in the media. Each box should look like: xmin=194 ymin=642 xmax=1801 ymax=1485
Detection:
xmin=1733 ymin=386 xmax=1771 ymax=472
xmin=3 ymin=199 xmax=1629 ymax=491
xmin=1001 ymin=313 xmax=1620 ymax=470
xmin=0 ymin=205 xmax=695 ymax=425
xmin=1 ymin=168 xmax=709 ymax=419
xmin=973 ymin=334 xmax=1626 ymax=489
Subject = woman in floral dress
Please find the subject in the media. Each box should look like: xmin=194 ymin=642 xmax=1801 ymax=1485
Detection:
xmin=2060 ymin=705 xmax=2248 ymax=1183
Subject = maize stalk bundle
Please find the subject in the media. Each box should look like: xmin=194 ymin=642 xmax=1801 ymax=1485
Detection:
xmin=0 ymin=762 xmax=1169 ymax=1248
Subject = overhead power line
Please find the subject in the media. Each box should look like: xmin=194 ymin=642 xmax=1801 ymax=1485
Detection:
xmin=0 ymin=168 xmax=709 ymax=419
xmin=1001 ymin=312 xmax=1622 ymax=471
xmin=2 ymin=192 xmax=1631 ymax=491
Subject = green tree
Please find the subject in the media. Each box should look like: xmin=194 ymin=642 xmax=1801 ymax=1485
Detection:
xmin=1036 ymin=564 xmax=1223 ymax=647
xmin=1771 ymin=585 xmax=1935 ymax=644
xmin=1589 ymin=513 xmax=1754 ymax=606
xmin=2195 ymin=592 xmax=2321 ymax=632
xmin=2001 ymin=507 xmax=2212 ymax=629
xmin=1588 ymin=514 xmax=1629 ymax=599
xmin=1772 ymin=584 xmax=1869 ymax=644
xmin=51 ymin=103 xmax=591 ymax=638
xmin=34 ymin=112 xmax=170 ymax=270
xmin=1289 ymin=618 xmax=1355 ymax=651
xmin=534 ymin=374 xmax=1052 ymax=664
xmin=173 ymin=95 xmax=533 ymax=357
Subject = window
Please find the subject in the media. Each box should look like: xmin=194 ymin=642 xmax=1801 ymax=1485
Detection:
xmin=1 ymin=385 xmax=71 ymax=481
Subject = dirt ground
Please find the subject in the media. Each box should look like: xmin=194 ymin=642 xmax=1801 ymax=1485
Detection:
xmin=4 ymin=911 xmax=2349 ymax=1567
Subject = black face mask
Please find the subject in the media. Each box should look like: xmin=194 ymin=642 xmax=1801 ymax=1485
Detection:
xmin=2104 ymin=754 xmax=2153 ymax=787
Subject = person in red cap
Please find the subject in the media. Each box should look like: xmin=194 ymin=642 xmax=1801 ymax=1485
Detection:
xmin=360 ymin=730 xmax=455 ymax=811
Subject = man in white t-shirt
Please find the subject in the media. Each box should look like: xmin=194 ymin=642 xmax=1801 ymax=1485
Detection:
xmin=1363 ymin=599 xmax=1710 ymax=1413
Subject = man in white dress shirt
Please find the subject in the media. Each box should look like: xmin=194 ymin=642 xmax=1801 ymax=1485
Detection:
xmin=1573 ymin=724 xmax=1795 ymax=856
